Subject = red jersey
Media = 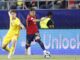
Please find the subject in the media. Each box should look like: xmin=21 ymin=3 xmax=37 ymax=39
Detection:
xmin=26 ymin=15 xmax=38 ymax=34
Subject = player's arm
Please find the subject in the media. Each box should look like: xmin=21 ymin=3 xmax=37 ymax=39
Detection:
xmin=20 ymin=22 xmax=25 ymax=29
xmin=8 ymin=10 xmax=11 ymax=17
xmin=16 ymin=18 xmax=25 ymax=29
xmin=33 ymin=19 xmax=40 ymax=22
xmin=33 ymin=17 xmax=46 ymax=22
xmin=8 ymin=10 xmax=14 ymax=25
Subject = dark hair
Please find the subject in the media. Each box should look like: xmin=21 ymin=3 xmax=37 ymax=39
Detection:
xmin=47 ymin=12 xmax=53 ymax=16
xmin=10 ymin=9 xmax=16 ymax=13
xmin=30 ymin=8 xmax=35 ymax=11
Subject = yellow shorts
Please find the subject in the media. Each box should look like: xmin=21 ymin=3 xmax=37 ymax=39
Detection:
xmin=2 ymin=32 xmax=19 ymax=45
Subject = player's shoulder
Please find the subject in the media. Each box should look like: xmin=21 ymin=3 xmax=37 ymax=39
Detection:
xmin=15 ymin=17 xmax=20 ymax=22
xmin=16 ymin=17 xmax=20 ymax=20
xmin=41 ymin=17 xmax=46 ymax=20
xmin=27 ymin=15 xmax=34 ymax=18
xmin=27 ymin=15 xmax=31 ymax=18
xmin=27 ymin=15 xmax=32 ymax=20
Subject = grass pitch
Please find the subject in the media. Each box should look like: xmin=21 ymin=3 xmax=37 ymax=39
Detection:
xmin=0 ymin=55 xmax=80 ymax=60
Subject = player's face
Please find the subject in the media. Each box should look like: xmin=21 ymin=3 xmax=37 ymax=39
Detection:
xmin=11 ymin=12 xmax=16 ymax=19
xmin=49 ymin=15 xmax=52 ymax=18
xmin=30 ymin=11 xmax=36 ymax=16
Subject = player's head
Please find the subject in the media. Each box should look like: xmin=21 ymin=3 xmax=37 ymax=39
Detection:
xmin=29 ymin=8 xmax=36 ymax=16
xmin=47 ymin=12 xmax=53 ymax=18
xmin=10 ymin=9 xmax=16 ymax=19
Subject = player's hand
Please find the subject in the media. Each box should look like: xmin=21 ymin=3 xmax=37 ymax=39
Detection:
xmin=8 ymin=11 xmax=11 ymax=17
xmin=21 ymin=24 xmax=25 ymax=29
xmin=21 ymin=25 xmax=25 ymax=29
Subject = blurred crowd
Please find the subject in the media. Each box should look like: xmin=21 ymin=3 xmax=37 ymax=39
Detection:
xmin=0 ymin=0 xmax=80 ymax=10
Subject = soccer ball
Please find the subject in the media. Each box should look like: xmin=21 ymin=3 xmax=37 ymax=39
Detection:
xmin=44 ymin=51 xmax=51 ymax=59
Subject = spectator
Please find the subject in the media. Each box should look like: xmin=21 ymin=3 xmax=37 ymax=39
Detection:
xmin=40 ymin=12 xmax=54 ymax=29
xmin=40 ymin=1 xmax=53 ymax=9
xmin=24 ymin=1 xmax=37 ymax=9
xmin=75 ymin=1 xmax=80 ymax=9
xmin=54 ymin=0 xmax=67 ymax=9
xmin=0 ymin=0 xmax=6 ymax=9
xmin=25 ymin=1 xmax=32 ymax=9
xmin=75 ymin=3 xmax=80 ymax=9
xmin=78 ymin=3 xmax=80 ymax=9
xmin=8 ymin=0 xmax=17 ymax=9
xmin=17 ymin=0 xmax=23 ymax=9
xmin=31 ymin=1 xmax=38 ymax=9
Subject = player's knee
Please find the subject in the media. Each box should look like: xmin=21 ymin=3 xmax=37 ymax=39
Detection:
xmin=26 ymin=44 xmax=30 ymax=47
xmin=12 ymin=35 xmax=17 ymax=41
xmin=2 ymin=45 xmax=6 ymax=49
xmin=35 ymin=36 xmax=40 ymax=40
xmin=26 ymin=44 xmax=30 ymax=48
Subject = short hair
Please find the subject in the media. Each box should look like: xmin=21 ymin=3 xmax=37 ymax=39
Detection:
xmin=47 ymin=12 xmax=53 ymax=16
xmin=10 ymin=9 xmax=16 ymax=13
xmin=30 ymin=8 xmax=35 ymax=11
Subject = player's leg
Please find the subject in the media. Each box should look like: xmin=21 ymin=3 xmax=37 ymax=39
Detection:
xmin=25 ymin=34 xmax=34 ymax=54
xmin=2 ymin=43 xmax=10 ymax=52
xmin=35 ymin=33 xmax=45 ymax=50
xmin=8 ymin=35 xmax=18 ymax=58
xmin=35 ymin=32 xmax=50 ymax=57
xmin=2 ymin=36 xmax=11 ymax=52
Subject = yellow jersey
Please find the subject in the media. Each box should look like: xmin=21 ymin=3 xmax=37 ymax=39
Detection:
xmin=8 ymin=16 xmax=21 ymax=35
xmin=40 ymin=17 xmax=50 ymax=28
xmin=2 ymin=16 xmax=21 ymax=44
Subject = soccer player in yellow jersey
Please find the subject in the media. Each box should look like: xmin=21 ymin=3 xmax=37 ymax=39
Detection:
xmin=2 ymin=10 xmax=25 ymax=59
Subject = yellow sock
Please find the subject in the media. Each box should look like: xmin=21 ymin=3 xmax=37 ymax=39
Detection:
xmin=10 ymin=46 xmax=15 ymax=55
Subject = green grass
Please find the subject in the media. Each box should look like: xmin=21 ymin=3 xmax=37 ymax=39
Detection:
xmin=0 ymin=55 xmax=80 ymax=60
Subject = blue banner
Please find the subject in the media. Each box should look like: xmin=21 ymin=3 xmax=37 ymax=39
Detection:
xmin=0 ymin=29 xmax=80 ymax=55
xmin=0 ymin=10 xmax=80 ymax=29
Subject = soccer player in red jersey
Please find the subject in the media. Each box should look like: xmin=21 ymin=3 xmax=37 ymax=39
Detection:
xmin=26 ymin=8 xmax=50 ymax=57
